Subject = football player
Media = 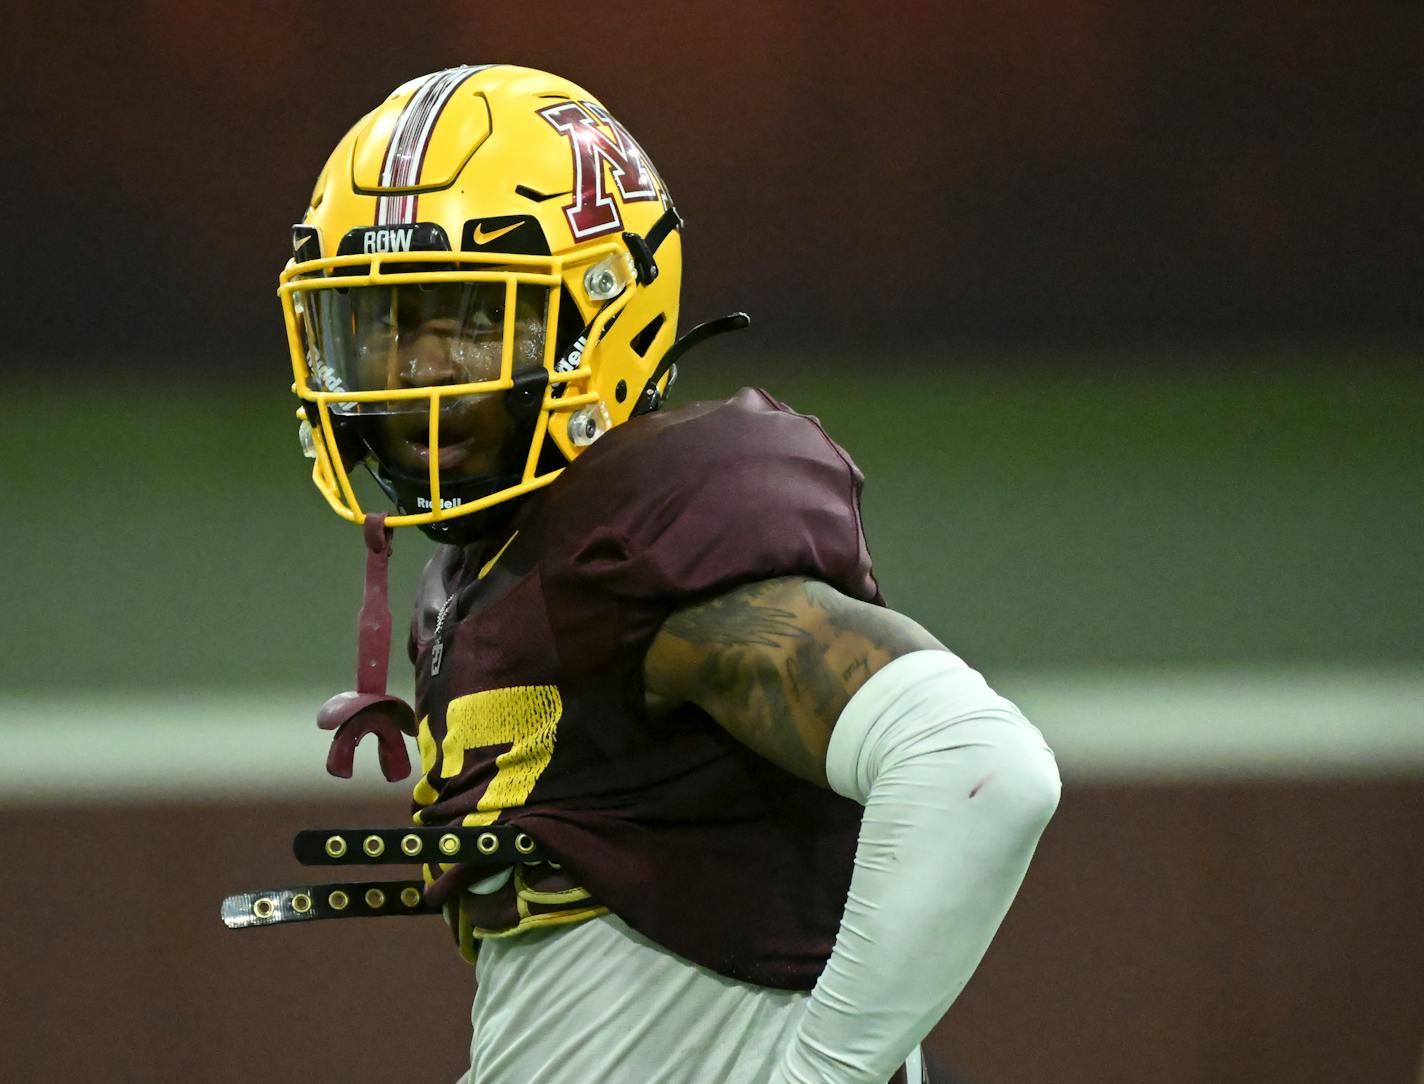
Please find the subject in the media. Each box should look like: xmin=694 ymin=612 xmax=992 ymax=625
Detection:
xmin=280 ymin=65 xmax=1061 ymax=1084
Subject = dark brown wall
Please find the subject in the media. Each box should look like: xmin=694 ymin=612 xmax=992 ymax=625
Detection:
xmin=7 ymin=0 xmax=1421 ymax=366
xmin=3 ymin=781 xmax=1420 ymax=1083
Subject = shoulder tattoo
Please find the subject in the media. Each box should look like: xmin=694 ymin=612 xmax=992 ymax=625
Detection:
xmin=647 ymin=577 xmax=944 ymax=785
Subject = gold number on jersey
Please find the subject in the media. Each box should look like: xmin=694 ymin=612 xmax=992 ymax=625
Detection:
xmin=423 ymin=685 xmax=563 ymax=827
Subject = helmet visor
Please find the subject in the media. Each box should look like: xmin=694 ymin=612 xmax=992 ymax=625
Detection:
xmin=296 ymin=281 xmax=551 ymax=416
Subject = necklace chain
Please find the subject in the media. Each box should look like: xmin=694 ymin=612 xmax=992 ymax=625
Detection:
xmin=430 ymin=594 xmax=454 ymax=676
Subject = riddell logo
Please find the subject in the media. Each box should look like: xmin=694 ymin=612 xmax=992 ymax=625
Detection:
xmin=556 ymin=334 xmax=588 ymax=373
xmin=417 ymin=496 xmax=464 ymax=511
xmin=308 ymin=353 xmax=347 ymax=394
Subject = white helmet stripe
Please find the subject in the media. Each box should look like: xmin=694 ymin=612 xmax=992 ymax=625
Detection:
xmin=376 ymin=65 xmax=493 ymax=226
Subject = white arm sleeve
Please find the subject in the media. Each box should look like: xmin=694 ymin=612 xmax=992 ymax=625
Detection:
xmin=771 ymin=650 xmax=1061 ymax=1084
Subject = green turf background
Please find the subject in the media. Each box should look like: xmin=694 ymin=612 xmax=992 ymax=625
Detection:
xmin=4 ymin=354 xmax=1419 ymax=693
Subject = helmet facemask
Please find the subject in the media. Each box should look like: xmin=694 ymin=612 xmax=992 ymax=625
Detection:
xmin=283 ymin=244 xmax=636 ymax=543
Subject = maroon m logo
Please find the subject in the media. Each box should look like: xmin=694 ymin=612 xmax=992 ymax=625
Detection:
xmin=538 ymin=101 xmax=664 ymax=241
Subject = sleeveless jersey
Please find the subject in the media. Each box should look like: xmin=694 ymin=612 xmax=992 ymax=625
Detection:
xmin=407 ymin=387 xmax=883 ymax=991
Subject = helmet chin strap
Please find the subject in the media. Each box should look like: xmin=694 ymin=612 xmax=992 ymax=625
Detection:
xmin=618 ymin=206 xmax=752 ymax=416
xmin=629 ymin=311 xmax=751 ymax=418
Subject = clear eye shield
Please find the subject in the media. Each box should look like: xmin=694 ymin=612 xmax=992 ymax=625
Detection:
xmin=298 ymin=279 xmax=551 ymax=416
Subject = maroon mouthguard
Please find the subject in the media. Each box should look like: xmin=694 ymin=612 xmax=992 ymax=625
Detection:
xmin=318 ymin=513 xmax=417 ymax=781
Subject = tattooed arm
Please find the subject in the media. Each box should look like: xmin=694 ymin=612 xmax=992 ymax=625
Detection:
xmin=646 ymin=576 xmax=1059 ymax=1084
xmin=642 ymin=576 xmax=946 ymax=784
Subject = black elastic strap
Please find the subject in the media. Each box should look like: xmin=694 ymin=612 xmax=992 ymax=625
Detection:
xmin=293 ymin=824 xmax=547 ymax=866
xmin=623 ymin=206 xmax=684 ymax=285
xmin=645 ymin=206 xmax=683 ymax=259
xmin=630 ymin=312 xmax=751 ymax=417
xmin=222 ymin=824 xmax=551 ymax=930
xmin=220 ymin=880 xmax=436 ymax=929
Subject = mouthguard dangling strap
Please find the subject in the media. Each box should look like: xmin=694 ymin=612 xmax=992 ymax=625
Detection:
xmin=358 ymin=513 xmax=394 ymax=695
xmin=317 ymin=513 xmax=418 ymax=781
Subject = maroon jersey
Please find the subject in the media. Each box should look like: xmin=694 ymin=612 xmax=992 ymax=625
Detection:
xmin=407 ymin=387 xmax=883 ymax=990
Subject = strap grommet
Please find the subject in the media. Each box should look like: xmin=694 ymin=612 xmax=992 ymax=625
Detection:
xmin=329 ymin=890 xmax=349 ymax=911
xmin=252 ymin=897 xmax=275 ymax=919
xmin=291 ymin=893 xmax=313 ymax=914
xmin=400 ymin=833 xmax=422 ymax=856
xmin=439 ymin=833 xmax=461 ymax=856
xmin=365 ymin=888 xmax=386 ymax=909
xmin=400 ymin=887 xmax=422 ymax=908
xmin=363 ymin=835 xmax=385 ymax=858
xmin=325 ymin=835 xmax=347 ymax=859
xmin=514 ymin=833 xmax=536 ymax=855
xmin=476 ymin=832 xmax=499 ymax=855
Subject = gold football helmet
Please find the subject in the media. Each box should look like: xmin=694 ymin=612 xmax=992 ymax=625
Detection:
xmin=279 ymin=65 xmax=740 ymax=542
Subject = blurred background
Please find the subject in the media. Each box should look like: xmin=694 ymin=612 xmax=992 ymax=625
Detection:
xmin=2 ymin=2 xmax=1421 ymax=1081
